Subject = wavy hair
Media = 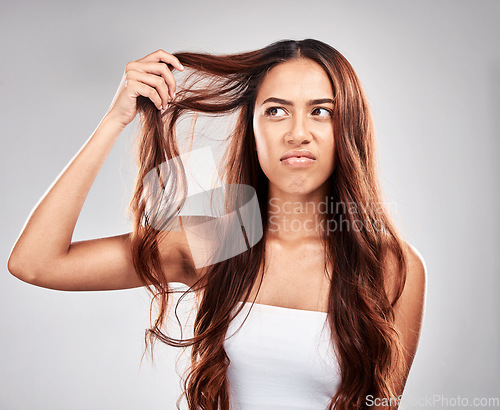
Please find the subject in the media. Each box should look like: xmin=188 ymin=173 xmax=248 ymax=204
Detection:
xmin=128 ymin=38 xmax=409 ymax=409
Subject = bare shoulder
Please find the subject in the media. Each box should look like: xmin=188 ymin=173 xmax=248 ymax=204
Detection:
xmin=395 ymin=241 xmax=427 ymax=327
xmin=384 ymin=240 xmax=427 ymax=307
xmin=384 ymin=240 xmax=427 ymax=385
xmin=405 ymin=242 xmax=427 ymax=293
xmin=402 ymin=241 xmax=427 ymax=307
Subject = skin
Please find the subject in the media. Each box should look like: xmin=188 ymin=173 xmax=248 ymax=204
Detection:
xmin=245 ymin=58 xmax=336 ymax=312
xmin=253 ymin=58 xmax=336 ymax=243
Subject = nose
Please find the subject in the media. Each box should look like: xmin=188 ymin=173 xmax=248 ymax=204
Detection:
xmin=286 ymin=114 xmax=311 ymax=145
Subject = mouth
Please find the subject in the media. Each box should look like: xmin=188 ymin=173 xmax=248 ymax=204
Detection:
xmin=280 ymin=149 xmax=317 ymax=161
xmin=280 ymin=150 xmax=317 ymax=168
xmin=281 ymin=157 xmax=317 ymax=167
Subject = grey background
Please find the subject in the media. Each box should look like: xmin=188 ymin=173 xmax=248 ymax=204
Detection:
xmin=1 ymin=1 xmax=499 ymax=409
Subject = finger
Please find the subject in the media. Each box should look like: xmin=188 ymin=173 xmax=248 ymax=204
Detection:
xmin=127 ymin=71 xmax=170 ymax=109
xmin=128 ymin=78 xmax=163 ymax=110
xmin=130 ymin=61 xmax=177 ymax=98
xmin=138 ymin=49 xmax=184 ymax=72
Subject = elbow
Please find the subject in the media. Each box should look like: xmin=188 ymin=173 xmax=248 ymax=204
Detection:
xmin=7 ymin=253 xmax=38 ymax=285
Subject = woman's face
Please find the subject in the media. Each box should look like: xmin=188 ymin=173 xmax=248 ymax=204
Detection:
xmin=253 ymin=58 xmax=335 ymax=197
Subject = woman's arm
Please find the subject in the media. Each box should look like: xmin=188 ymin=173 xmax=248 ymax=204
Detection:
xmin=369 ymin=242 xmax=427 ymax=409
xmin=393 ymin=243 xmax=427 ymax=391
xmin=7 ymin=116 xmax=126 ymax=284
xmin=7 ymin=49 xmax=186 ymax=291
xmin=6 ymin=117 xmax=164 ymax=291
xmin=7 ymin=115 xmax=191 ymax=291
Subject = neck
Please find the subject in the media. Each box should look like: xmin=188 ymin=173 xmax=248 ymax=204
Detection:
xmin=265 ymin=182 xmax=332 ymax=243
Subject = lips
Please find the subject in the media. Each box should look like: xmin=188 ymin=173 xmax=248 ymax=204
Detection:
xmin=280 ymin=149 xmax=317 ymax=161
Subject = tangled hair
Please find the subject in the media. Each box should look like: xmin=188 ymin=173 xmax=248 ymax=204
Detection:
xmin=128 ymin=38 xmax=409 ymax=409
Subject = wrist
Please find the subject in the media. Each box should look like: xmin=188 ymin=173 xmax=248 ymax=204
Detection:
xmin=100 ymin=111 xmax=129 ymax=132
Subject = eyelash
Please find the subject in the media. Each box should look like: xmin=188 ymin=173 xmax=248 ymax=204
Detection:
xmin=264 ymin=106 xmax=332 ymax=117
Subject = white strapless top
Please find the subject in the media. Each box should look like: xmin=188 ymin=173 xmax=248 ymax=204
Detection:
xmin=164 ymin=284 xmax=341 ymax=410
xmin=223 ymin=301 xmax=341 ymax=410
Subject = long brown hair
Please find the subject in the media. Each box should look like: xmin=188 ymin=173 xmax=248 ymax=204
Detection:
xmin=128 ymin=38 xmax=408 ymax=410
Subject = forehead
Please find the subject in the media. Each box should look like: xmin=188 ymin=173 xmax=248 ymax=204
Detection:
xmin=256 ymin=58 xmax=333 ymax=102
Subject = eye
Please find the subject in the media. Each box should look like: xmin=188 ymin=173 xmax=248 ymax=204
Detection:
xmin=312 ymin=107 xmax=333 ymax=117
xmin=264 ymin=107 xmax=287 ymax=117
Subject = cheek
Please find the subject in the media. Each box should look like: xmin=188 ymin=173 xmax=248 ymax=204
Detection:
xmin=318 ymin=129 xmax=335 ymax=172
xmin=327 ymin=137 xmax=335 ymax=156
xmin=323 ymin=124 xmax=335 ymax=152
xmin=254 ymin=120 xmax=276 ymax=166
xmin=326 ymin=140 xmax=336 ymax=171
xmin=255 ymin=139 xmax=273 ymax=170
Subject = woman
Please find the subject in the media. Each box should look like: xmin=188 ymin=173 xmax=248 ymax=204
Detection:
xmin=8 ymin=39 xmax=426 ymax=409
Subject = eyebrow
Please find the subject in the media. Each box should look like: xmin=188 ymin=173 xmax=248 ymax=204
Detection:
xmin=261 ymin=97 xmax=335 ymax=106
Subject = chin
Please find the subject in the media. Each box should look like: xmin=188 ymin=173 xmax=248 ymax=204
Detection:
xmin=277 ymin=183 xmax=318 ymax=197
